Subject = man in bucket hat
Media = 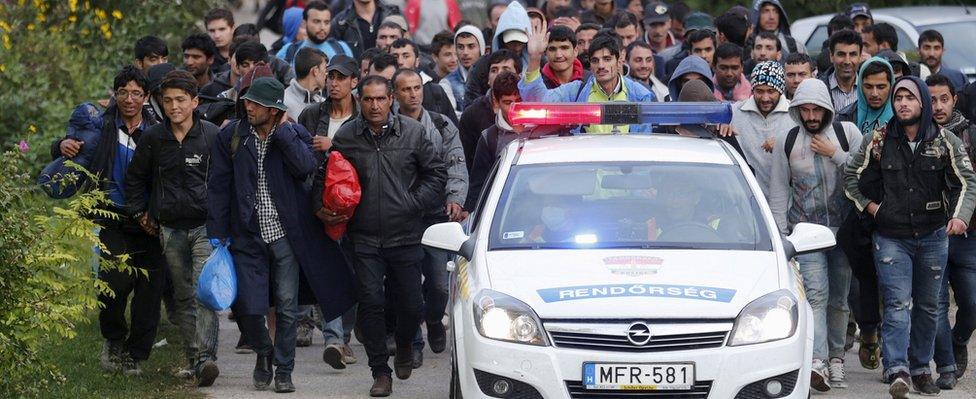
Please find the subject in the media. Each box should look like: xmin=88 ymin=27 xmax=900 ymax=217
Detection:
xmin=207 ymin=76 xmax=355 ymax=393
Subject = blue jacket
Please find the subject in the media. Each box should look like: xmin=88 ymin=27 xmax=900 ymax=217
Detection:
xmin=518 ymin=74 xmax=657 ymax=133
xmin=206 ymin=119 xmax=355 ymax=319
xmin=444 ymin=67 xmax=467 ymax=112
xmin=935 ymin=66 xmax=968 ymax=94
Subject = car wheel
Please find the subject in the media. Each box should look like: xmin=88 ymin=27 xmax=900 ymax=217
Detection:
xmin=450 ymin=348 xmax=463 ymax=399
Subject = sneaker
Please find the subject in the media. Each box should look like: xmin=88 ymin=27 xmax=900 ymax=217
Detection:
xmin=174 ymin=365 xmax=195 ymax=379
xmin=99 ymin=340 xmax=122 ymax=372
xmin=341 ymin=344 xmax=358 ymax=364
xmin=235 ymin=335 xmax=254 ymax=354
xmin=889 ymin=371 xmax=911 ymax=399
xmin=296 ymin=322 xmax=313 ymax=347
xmin=810 ymin=359 xmax=831 ymax=392
xmin=196 ymin=360 xmax=220 ymax=387
xmin=323 ymin=344 xmax=346 ymax=370
xmin=911 ymin=373 xmax=941 ymax=396
xmin=954 ymin=342 xmax=968 ymax=378
xmin=936 ymin=372 xmax=957 ymax=390
xmin=828 ymin=358 xmax=848 ymax=388
xmin=120 ymin=352 xmax=142 ymax=376
xmin=859 ymin=333 xmax=881 ymax=370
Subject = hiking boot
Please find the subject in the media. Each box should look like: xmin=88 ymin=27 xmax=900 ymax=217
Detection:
xmin=936 ymin=372 xmax=957 ymax=390
xmin=911 ymin=373 xmax=941 ymax=396
xmin=341 ymin=344 xmax=357 ymax=364
xmin=322 ymin=344 xmax=346 ymax=370
xmin=236 ymin=335 xmax=254 ymax=354
xmin=99 ymin=340 xmax=123 ymax=372
xmin=274 ymin=374 xmax=296 ymax=393
xmin=296 ymin=322 xmax=313 ymax=347
xmin=427 ymin=321 xmax=447 ymax=354
xmin=394 ymin=346 xmax=413 ymax=380
xmin=889 ymin=371 xmax=911 ymax=399
xmin=810 ymin=359 xmax=831 ymax=392
xmin=120 ymin=352 xmax=142 ymax=376
xmin=954 ymin=342 xmax=968 ymax=378
xmin=859 ymin=333 xmax=881 ymax=370
xmin=196 ymin=360 xmax=220 ymax=387
xmin=253 ymin=354 xmax=274 ymax=390
xmin=370 ymin=374 xmax=393 ymax=397
xmin=828 ymin=358 xmax=848 ymax=388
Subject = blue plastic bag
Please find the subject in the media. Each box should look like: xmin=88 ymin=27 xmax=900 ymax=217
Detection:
xmin=197 ymin=242 xmax=237 ymax=311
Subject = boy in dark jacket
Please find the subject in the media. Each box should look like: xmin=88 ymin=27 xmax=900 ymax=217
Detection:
xmin=124 ymin=71 xmax=221 ymax=387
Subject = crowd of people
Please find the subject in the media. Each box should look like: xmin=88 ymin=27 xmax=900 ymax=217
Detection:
xmin=44 ymin=0 xmax=976 ymax=398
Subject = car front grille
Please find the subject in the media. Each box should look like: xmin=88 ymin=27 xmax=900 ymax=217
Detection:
xmin=549 ymin=330 xmax=728 ymax=352
xmin=565 ymin=380 xmax=713 ymax=398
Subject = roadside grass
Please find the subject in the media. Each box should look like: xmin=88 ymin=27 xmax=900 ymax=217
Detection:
xmin=38 ymin=312 xmax=203 ymax=399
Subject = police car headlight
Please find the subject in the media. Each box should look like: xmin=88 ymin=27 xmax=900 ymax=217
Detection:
xmin=473 ymin=290 xmax=549 ymax=346
xmin=728 ymin=289 xmax=798 ymax=346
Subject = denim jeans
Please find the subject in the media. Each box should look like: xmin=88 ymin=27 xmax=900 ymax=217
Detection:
xmin=934 ymin=234 xmax=976 ymax=372
xmin=239 ymin=237 xmax=301 ymax=376
xmin=413 ymin=247 xmax=451 ymax=350
xmin=796 ymin=246 xmax=852 ymax=361
xmin=318 ymin=305 xmax=357 ymax=345
xmin=350 ymin=244 xmax=424 ymax=377
xmin=874 ymin=228 xmax=949 ymax=378
xmin=160 ymin=225 xmax=219 ymax=365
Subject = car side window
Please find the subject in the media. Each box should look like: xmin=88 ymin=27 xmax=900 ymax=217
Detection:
xmin=470 ymin=160 xmax=501 ymax=232
xmin=806 ymin=25 xmax=828 ymax=57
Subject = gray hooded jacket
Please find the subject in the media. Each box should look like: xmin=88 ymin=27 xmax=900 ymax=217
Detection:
xmin=768 ymin=79 xmax=863 ymax=234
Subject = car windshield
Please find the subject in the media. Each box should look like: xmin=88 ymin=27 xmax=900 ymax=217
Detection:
xmin=488 ymin=162 xmax=772 ymax=251
xmin=920 ymin=22 xmax=976 ymax=74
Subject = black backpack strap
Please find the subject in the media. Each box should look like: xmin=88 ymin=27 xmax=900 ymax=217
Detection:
xmin=784 ymin=126 xmax=801 ymax=157
xmin=430 ymin=112 xmax=449 ymax=133
xmin=833 ymin=121 xmax=849 ymax=152
xmin=285 ymin=41 xmax=302 ymax=63
xmin=574 ymin=81 xmax=587 ymax=102
xmin=785 ymin=35 xmax=798 ymax=54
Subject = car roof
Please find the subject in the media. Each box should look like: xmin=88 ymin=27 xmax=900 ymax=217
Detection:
xmin=873 ymin=7 xmax=976 ymax=27
xmin=514 ymin=135 xmax=736 ymax=166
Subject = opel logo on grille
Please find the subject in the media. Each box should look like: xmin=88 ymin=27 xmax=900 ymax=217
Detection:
xmin=626 ymin=322 xmax=652 ymax=346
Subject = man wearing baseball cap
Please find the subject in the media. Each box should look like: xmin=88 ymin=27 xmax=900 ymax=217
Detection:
xmin=642 ymin=1 xmax=677 ymax=53
xmin=299 ymin=54 xmax=361 ymax=161
xmin=846 ymin=3 xmax=873 ymax=33
xmin=463 ymin=0 xmax=533 ymax=106
xmin=208 ymin=77 xmax=355 ymax=393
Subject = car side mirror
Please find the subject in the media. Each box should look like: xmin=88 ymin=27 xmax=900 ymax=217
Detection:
xmin=423 ymin=222 xmax=472 ymax=259
xmin=783 ymin=222 xmax=836 ymax=259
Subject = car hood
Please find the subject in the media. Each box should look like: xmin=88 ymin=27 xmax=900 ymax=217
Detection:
xmin=484 ymin=249 xmax=781 ymax=319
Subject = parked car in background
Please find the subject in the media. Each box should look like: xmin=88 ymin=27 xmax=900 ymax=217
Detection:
xmin=791 ymin=6 xmax=976 ymax=82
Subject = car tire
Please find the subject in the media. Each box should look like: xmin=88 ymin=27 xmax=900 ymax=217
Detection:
xmin=450 ymin=348 xmax=463 ymax=399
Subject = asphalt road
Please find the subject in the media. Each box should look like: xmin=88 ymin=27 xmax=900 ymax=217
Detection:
xmin=199 ymin=313 xmax=976 ymax=399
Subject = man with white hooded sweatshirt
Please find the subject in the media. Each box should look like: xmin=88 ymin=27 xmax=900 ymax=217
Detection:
xmin=768 ymin=78 xmax=863 ymax=391
xmin=730 ymin=60 xmax=796 ymax=196
xmin=444 ymin=25 xmax=486 ymax=112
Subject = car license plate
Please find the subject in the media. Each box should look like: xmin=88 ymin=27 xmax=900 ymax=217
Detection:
xmin=583 ymin=363 xmax=695 ymax=390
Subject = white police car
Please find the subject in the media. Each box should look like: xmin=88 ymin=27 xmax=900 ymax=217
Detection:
xmin=422 ymin=103 xmax=835 ymax=399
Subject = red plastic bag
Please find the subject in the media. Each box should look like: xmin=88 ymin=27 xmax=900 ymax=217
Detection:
xmin=321 ymin=151 xmax=361 ymax=241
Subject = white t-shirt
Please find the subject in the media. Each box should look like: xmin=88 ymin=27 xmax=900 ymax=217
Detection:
xmin=328 ymin=115 xmax=352 ymax=138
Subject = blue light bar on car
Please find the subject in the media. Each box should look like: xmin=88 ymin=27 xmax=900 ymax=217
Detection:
xmin=508 ymin=102 xmax=733 ymax=126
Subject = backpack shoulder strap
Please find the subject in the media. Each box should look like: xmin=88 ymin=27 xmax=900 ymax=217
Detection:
xmin=785 ymin=35 xmax=798 ymax=54
xmin=285 ymin=41 xmax=302 ymax=63
xmin=574 ymin=81 xmax=587 ymax=102
xmin=430 ymin=112 xmax=449 ymax=132
xmin=833 ymin=121 xmax=849 ymax=152
xmin=784 ymin=126 xmax=801 ymax=157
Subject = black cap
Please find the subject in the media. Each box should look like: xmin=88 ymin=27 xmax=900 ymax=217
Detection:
xmin=642 ymin=2 xmax=670 ymax=24
xmin=847 ymin=3 xmax=872 ymax=20
xmin=327 ymin=54 xmax=359 ymax=78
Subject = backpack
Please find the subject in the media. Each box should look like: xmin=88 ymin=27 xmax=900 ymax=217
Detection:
xmin=784 ymin=121 xmax=848 ymax=157
xmin=784 ymin=35 xmax=799 ymax=55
